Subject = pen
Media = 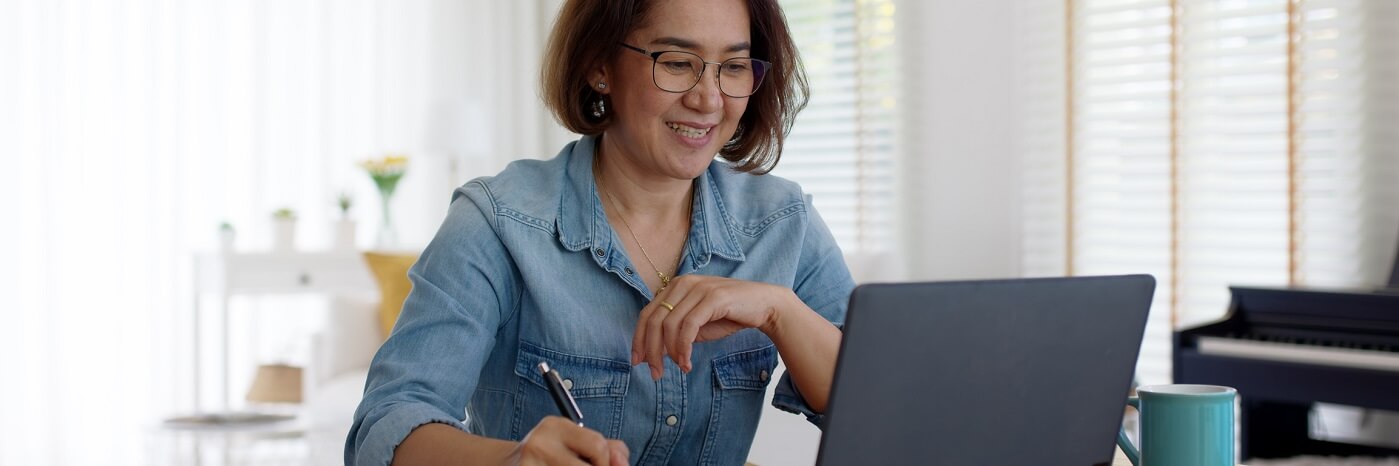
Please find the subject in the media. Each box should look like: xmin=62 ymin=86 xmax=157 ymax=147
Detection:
xmin=537 ymin=361 xmax=585 ymax=426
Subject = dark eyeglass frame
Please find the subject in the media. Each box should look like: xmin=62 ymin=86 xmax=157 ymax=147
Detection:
xmin=618 ymin=42 xmax=770 ymax=98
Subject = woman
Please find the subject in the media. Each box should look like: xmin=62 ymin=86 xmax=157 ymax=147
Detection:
xmin=346 ymin=0 xmax=853 ymax=464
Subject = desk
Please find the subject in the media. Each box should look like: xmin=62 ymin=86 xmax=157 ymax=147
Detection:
xmin=1113 ymin=446 xmax=1133 ymax=466
xmin=149 ymin=417 xmax=307 ymax=466
xmin=191 ymin=252 xmax=374 ymax=412
xmin=1111 ymin=446 xmax=1251 ymax=466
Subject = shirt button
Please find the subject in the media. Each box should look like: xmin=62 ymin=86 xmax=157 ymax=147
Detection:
xmin=624 ymin=266 xmax=634 ymax=275
xmin=665 ymin=415 xmax=678 ymax=426
xmin=594 ymin=248 xmax=605 ymax=257
xmin=759 ymin=370 xmax=770 ymax=382
xmin=562 ymin=379 xmax=574 ymax=390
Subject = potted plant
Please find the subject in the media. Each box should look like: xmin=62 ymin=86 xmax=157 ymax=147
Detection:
xmin=218 ymin=221 xmax=236 ymax=252
xmin=272 ymin=207 xmax=297 ymax=252
xmin=334 ymin=192 xmax=356 ymax=250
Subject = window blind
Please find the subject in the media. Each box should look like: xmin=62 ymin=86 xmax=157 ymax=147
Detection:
xmin=1071 ymin=0 xmax=1178 ymax=385
xmin=1292 ymin=0 xmax=1399 ymax=291
xmin=775 ymin=0 xmax=899 ymax=255
xmin=1175 ymin=0 xmax=1292 ymax=329
xmin=1017 ymin=0 xmax=1399 ymax=386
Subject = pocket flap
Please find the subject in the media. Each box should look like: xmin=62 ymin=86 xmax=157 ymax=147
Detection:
xmin=515 ymin=340 xmax=630 ymax=399
xmin=712 ymin=345 xmax=778 ymax=391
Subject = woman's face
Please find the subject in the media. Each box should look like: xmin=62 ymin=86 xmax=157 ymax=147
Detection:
xmin=598 ymin=0 xmax=752 ymax=181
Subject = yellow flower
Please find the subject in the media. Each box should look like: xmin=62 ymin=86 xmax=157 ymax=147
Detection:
xmin=359 ymin=154 xmax=409 ymax=177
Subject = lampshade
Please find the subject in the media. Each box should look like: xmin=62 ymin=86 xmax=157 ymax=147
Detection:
xmin=245 ymin=363 xmax=303 ymax=404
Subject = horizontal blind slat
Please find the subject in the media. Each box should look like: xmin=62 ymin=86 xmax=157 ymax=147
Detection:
xmin=778 ymin=0 xmax=898 ymax=255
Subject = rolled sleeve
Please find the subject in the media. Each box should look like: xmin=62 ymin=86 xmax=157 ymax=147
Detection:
xmin=770 ymin=196 xmax=854 ymax=428
xmin=772 ymin=372 xmax=827 ymax=427
xmin=352 ymin=403 xmax=470 ymax=466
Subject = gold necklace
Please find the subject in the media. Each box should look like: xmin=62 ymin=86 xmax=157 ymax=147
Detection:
xmin=597 ymin=177 xmax=689 ymax=293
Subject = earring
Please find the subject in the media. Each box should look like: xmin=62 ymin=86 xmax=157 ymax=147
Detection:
xmin=597 ymin=82 xmax=607 ymax=90
xmin=591 ymin=98 xmax=607 ymax=118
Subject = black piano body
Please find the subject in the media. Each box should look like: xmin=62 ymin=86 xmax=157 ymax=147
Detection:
xmin=1174 ymin=286 xmax=1399 ymax=459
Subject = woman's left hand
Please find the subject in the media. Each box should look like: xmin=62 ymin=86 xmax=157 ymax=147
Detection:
xmin=630 ymin=274 xmax=797 ymax=380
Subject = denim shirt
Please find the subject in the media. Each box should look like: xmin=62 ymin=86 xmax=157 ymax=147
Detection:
xmin=346 ymin=136 xmax=854 ymax=466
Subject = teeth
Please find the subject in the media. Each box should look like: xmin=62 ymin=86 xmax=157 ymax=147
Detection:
xmin=666 ymin=122 xmax=711 ymax=139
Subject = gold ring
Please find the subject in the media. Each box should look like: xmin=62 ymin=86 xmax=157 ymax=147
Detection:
xmin=658 ymin=301 xmax=675 ymax=312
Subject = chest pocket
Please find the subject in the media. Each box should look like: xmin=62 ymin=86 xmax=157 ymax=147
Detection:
xmin=700 ymin=344 xmax=778 ymax=466
xmin=513 ymin=340 xmax=631 ymax=439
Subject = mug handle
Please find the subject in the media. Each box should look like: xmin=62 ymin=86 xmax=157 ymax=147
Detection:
xmin=1116 ymin=397 xmax=1141 ymax=466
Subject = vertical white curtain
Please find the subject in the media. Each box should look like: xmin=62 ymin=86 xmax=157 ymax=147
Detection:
xmin=0 ymin=1 xmax=560 ymax=464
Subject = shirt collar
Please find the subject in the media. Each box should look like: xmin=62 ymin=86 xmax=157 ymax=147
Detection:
xmin=556 ymin=135 xmax=746 ymax=269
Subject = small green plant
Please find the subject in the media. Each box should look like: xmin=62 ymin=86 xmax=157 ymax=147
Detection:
xmin=272 ymin=208 xmax=297 ymax=221
xmin=337 ymin=192 xmax=353 ymax=217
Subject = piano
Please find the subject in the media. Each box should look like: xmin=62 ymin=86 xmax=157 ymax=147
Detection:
xmin=1175 ymin=281 xmax=1399 ymax=459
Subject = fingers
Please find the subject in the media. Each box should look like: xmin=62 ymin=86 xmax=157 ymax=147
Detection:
xmin=634 ymin=279 xmax=693 ymax=380
xmin=631 ymin=275 xmax=762 ymax=381
xmin=633 ymin=291 xmax=682 ymax=370
xmin=519 ymin=417 xmax=611 ymax=466
xmin=663 ymin=293 xmax=719 ymax=373
xmin=608 ymin=439 xmax=630 ymax=466
xmin=556 ymin=423 xmax=611 ymax=466
xmin=644 ymin=290 xmax=671 ymax=380
xmin=631 ymin=276 xmax=689 ymax=370
xmin=631 ymin=300 xmax=650 ymax=366
xmin=635 ymin=275 xmax=716 ymax=377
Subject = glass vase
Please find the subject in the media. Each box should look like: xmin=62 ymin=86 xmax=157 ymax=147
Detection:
xmin=376 ymin=186 xmax=398 ymax=249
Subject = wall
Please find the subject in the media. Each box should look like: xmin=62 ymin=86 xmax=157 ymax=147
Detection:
xmin=897 ymin=0 xmax=1022 ymax=282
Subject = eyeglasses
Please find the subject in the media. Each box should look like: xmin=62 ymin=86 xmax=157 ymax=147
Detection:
xmin=618 ymin=42 xmax=771 ymax=98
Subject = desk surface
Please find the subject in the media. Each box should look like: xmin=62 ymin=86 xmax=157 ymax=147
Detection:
xmin=1112 ymin=446 xmax=1249 ymax=466
xmin=1113 ymin=446 xmax=1132 ymax=465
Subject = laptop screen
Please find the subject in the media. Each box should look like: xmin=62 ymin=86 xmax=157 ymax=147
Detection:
xmin=816 ymin=275 xmax=1155 ymax=466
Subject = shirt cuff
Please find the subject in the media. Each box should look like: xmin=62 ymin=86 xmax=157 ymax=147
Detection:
xmin=771 ymin=371 xmax=827 ymax=429
xmin=352 ymin=403 xmax=468 ymax=466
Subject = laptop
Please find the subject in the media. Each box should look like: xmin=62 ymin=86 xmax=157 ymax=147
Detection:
xmin=816 ymin=274 xmax=1155 ymax=466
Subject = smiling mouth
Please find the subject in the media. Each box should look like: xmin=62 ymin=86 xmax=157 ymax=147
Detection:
xmin=666 ymin=122 xmax=712 ymax=139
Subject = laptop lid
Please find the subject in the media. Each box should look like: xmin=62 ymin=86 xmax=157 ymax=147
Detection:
xmin=816 ymin=274 xmax=1155 ymax=466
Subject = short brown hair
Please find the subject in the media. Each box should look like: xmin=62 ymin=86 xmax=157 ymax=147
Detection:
xmin=540 ymin=0 xmax=809 ymax=174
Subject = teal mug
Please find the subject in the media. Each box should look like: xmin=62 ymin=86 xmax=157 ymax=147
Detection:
xmin=1116 ymin=384 xmax=1237 ymax=466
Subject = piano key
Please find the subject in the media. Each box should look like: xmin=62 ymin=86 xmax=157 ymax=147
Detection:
xmin=1197 ymin=336 xmax=1399 ymax=373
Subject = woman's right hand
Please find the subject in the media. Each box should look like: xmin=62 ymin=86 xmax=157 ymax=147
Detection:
xmin=504 ymin=416 xmax=630 ymax=466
